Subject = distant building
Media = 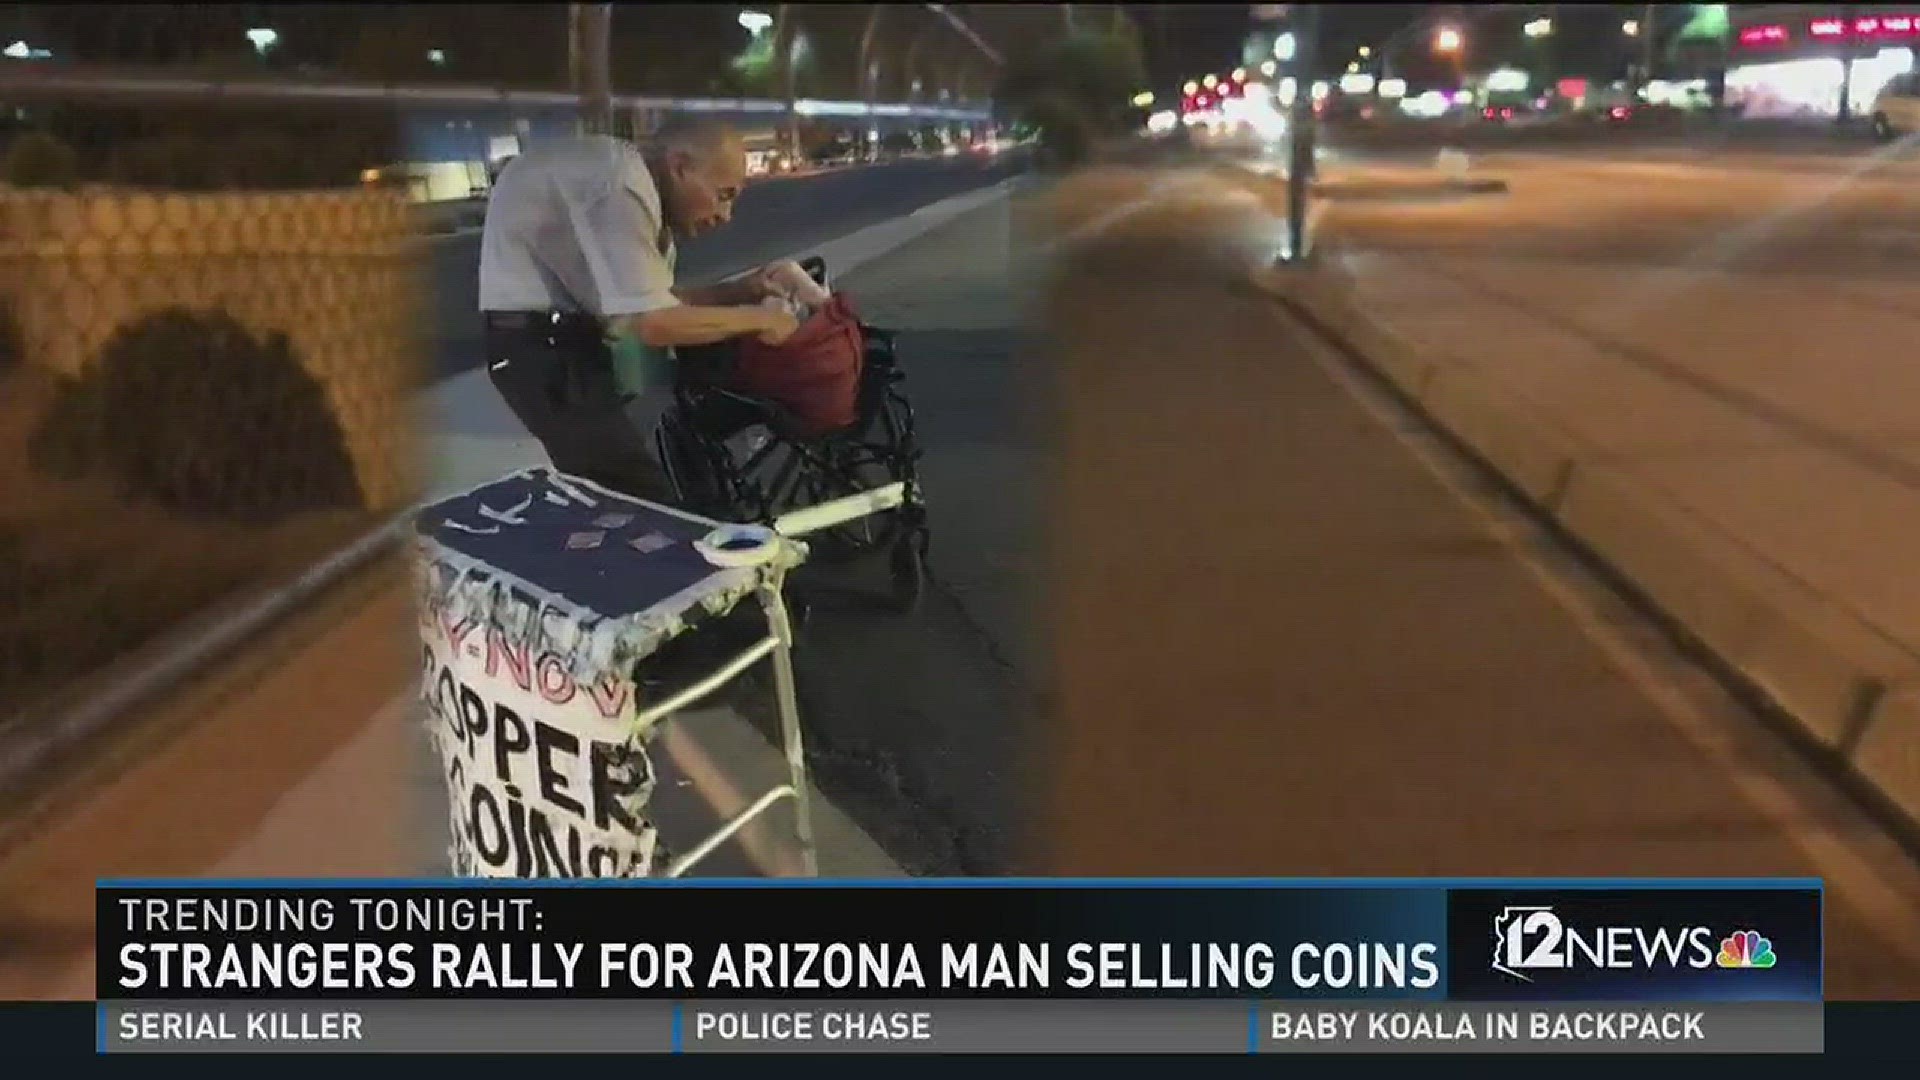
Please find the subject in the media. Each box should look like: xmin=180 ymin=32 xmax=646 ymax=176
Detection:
xmin=1724 ymin=4 xmax=1920 ymax=117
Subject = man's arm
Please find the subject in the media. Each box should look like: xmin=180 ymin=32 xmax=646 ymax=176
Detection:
xmin=614 ymin=304 xmax=793 ymax=348
xmin=672 ymin=279 xmax=763 ymax=307
xmin=576 ymin=160 xmax=794 ymax=346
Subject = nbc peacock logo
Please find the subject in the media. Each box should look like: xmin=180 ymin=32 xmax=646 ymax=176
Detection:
xmin=1715 ymin=930 xmax=1778 ymax=970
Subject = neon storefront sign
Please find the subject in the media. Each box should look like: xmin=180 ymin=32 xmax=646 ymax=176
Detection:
xmin=1740 ymin=15 xmax=1920 ymax=47
xmin=1809 ymin=14 xmax=1920 ymax=38
xmin=1739 ymin=24 xmax=1790 ymax=46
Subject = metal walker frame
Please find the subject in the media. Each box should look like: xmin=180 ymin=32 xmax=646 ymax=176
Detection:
xmin=639 ymin=480 xmax=909 ymax=878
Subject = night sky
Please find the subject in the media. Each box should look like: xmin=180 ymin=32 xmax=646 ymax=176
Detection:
xmin=0 ymin=3 xmax=1684 ymax=98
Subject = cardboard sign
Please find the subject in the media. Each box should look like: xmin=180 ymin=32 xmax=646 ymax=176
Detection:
xmin=417 ymin=571 xmax=660 ymax=879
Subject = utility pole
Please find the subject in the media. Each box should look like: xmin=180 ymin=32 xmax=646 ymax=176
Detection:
xmin=1283 ymin=4 xmax=1320 ymax=264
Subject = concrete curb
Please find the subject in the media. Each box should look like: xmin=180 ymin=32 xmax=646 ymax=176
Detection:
xmin=0 ymin=515 xmax=409 ymax=805
xmin=1312 ymin=177 xmax=1511 ymax=201
xmin=1267 ymin=255 xmax=1920 ymax=852
xmin=2 ymin=175 xmax=1030 ymax=869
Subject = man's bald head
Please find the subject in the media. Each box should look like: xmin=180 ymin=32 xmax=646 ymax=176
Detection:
xmin=648 ymin=117 xmax=747 ymax=240
xmin=653 ymin=116 xmax=746 ymax=163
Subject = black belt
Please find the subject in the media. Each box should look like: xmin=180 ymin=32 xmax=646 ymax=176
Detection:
xmin=483 ymin=310 xmax=603 ymax=332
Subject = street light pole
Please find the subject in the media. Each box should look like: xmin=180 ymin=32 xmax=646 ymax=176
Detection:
xmin=906 ymin=27 xmax=929 ymax=100
xmin=567 ymin=4 xmax=612 ymax=133
xmin=568 ymin=3 xmax=584 ymax=117
xmin=859 ymin=5 xmax=883 ymax=159
xmin=584 ymin=3 xmax=612 ymax=133
xmin=776 ymin=5 xmax=800 ymax=161
xmin=1640 ymin=1 xmax=1657 ymax=92
xmin=1838 ymin=4 xmax=1858 ymax=124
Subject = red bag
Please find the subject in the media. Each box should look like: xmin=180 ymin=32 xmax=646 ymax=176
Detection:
xmin=730 ymin=294 xmax=866 ymax=436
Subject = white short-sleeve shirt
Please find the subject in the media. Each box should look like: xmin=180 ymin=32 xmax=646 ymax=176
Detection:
xmin=478 ymin=134 xmax=680 ymax=316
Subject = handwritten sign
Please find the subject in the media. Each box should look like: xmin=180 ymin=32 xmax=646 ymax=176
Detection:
xmin=417 ymin=571 xmax=661 ymax=878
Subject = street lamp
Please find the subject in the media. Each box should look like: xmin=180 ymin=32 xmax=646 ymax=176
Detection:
xmin=1232 ymin=67 xmax=1246 ymax=82
xmin=1434 ymin=26 xmax=1462 ymax=53
xmin=1358 ymin=46 xmax=1372 ymax=59
xmin=428 ymin=48 xmax=447 ymax=65
xmin=1623 ymin=19 xmax=1640 ymax=36
xmin=1523 ymin=18 xmax=1552 ymax=39
xmin=1274 ymin=31 xmax=1296 ymax=62
xmin=245 ymin=27 xmax=279 ymax=55
xmin=1132 ymin=91 xmax=1155 ymax=107
xmin=1203 ymin=73 xmax=1219 ymax=89
xmin=1259 ymin=60 xmax=1277 ymax=78
xmin=739 ymin=10 xmax=774 ymax=35
xmin=1183 ymin=80 xmax=1199 ymax=95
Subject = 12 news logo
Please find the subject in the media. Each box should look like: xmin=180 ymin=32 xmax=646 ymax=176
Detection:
xmin=1493 ymin=906 xmax=1778 ymax=982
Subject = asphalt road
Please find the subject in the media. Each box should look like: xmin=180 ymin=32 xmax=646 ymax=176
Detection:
xmin=426 ymin=156 xmax=1024 ymax=381
xmin=1320 ymin=144 xmax=1920 ymax=279
xmin=1316 ymin=114 xmax=1887 ymax=156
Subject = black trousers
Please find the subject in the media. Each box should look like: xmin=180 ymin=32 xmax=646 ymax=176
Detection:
xmin=483 ymin=314 xmax=675 ymax=504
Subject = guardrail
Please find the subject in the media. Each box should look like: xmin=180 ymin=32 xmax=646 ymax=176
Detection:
xmin=0 ymin=62 xmax=994 ymax=123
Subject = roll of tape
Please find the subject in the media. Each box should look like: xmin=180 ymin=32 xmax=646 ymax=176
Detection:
xmin=694 ymin=523 xmax=782 ymax=568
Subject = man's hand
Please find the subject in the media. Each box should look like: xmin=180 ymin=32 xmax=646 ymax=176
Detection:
xmin=756 ymin=306 xmax=801 ymax=346
xmin=746 ymin=259 xmax=829 ymax=305
xmin=739 ymin=263 xmax=790 ymax=302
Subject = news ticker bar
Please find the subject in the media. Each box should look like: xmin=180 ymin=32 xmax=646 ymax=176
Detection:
xmin=101 ymin=1001 xmax=1821 ymax=1055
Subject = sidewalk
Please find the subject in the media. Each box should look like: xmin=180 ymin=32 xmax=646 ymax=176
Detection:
xmin=1019 ymin=159 xmax=1920 ymax=997
xmin=1282 ymin=155 xmax=1920 ymax=841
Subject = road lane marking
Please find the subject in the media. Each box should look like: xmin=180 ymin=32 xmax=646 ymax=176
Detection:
xmin=1285 ymin=307 xmax=1920 ymax=971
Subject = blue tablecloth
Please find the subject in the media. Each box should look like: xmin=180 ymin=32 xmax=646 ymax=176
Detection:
xmin=412 ymin=468 xmax=790 ymax=684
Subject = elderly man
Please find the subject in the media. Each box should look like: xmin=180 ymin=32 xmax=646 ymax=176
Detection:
xmin=478 ymin=117 xmax=799 ymax=502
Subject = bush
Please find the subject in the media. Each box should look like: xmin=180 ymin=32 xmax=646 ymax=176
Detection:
xmin=994 ymin=28 xmax=1147 ymax=172
xmin=32 ymin=309 xmax=364 ymax=516
xmin=2 ymin=131 xmax=80 ymax=189
xmin=25 ymin=372 xmax=106 ymax=480
xmin=13 ymin=103 xmax=399 ymax=192
xmin=1021 ymin=93 xmax=1096 ymax=172
xmin=0 ymin=300 xmax=21 ymax=377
